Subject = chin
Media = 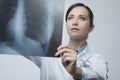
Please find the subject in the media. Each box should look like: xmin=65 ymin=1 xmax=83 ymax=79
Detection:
xmin=70 ymin=36 xmax=81 ymax=40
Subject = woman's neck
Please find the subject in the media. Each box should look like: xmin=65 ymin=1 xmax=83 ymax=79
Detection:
xmin=69 ymin=38 xmax=86 ymax=50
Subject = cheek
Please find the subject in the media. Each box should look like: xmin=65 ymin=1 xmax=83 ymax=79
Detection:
xmin=66 ymin=22 xmax=71 ymax=31
xmin=82 ymin=26 xmax=89 ymax=32
xmin=79 ymin=23 xmax=90 ymax=35
xmin=80 ymin=21 xmax=90 ymax=30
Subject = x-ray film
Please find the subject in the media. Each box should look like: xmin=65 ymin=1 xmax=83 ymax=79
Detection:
xmin=0 ymin=0 xmax=65 ymax=57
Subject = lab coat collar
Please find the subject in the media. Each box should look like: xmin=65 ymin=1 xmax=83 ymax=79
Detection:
xmin=77 ymin=45 xmax=94 ymax=61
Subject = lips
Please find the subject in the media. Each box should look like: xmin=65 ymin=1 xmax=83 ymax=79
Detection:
xmin=71 ymin=28 xmax=79 ymax=31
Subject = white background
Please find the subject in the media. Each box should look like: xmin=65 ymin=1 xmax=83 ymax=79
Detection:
xmin=0 ymin=0 xmax=120 ymax=80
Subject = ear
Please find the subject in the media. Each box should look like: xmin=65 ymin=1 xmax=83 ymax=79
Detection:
xmin=89 ymin=25 xmax=94 ymax=33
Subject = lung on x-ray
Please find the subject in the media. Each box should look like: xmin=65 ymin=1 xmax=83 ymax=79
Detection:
xmin=0 ymin=0 xmax=65 ymax=57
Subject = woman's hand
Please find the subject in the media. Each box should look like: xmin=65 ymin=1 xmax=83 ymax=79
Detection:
xmin=55 ymin=45 xmax=82 ymax=79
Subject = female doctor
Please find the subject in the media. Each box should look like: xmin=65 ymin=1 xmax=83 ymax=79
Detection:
xmin=28 ymin=3 xmax=108 ymax=80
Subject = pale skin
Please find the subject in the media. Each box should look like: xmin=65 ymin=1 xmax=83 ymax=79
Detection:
xmin=55 ymin=6 xmax=94 ymax=79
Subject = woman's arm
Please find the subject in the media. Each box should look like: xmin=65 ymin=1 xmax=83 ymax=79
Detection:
xmin=55 ymin=45 xmax=108 ymax=80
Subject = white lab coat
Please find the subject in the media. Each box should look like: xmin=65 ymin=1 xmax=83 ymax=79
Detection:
xmin=29 ymin=46 xmax=108 ymax=80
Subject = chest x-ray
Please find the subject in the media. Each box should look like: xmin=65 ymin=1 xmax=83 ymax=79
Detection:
xmin=0 ymin=0 xmax=64 ymax=56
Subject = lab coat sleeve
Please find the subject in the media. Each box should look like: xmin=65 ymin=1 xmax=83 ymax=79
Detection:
xmin=81 ymin=53 xmax=108 ymax=80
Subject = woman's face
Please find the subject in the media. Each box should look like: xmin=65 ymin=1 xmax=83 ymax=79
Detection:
xmin=66 ymin=6 xmax=94 ymax=40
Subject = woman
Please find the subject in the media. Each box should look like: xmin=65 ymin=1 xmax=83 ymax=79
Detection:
xmin=28 ymin=3 xmax=108 ymax=80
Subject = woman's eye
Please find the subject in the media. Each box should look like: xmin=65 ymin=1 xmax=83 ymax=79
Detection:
xmin=79 ymin=17 xmax=86 ymax=21
xmin=67 ymin=16 xmax=73 ymax=20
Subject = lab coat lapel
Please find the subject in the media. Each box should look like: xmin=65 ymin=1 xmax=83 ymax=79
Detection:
xmin=77 ymin=46 xmax=94 ymax=61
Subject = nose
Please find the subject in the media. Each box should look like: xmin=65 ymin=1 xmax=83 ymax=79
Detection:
xmin=72 ymin=19 xmax=78 ymax=26
xmin=72 ymin=22 xmax=78 ymax=26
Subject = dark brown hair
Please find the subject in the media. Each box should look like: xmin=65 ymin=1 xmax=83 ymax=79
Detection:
xmin=66 ymin=3 xmax=94 ymax=26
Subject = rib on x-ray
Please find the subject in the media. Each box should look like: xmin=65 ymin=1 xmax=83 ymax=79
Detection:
xmin=0 ymin=0 xmax=64 ymax=56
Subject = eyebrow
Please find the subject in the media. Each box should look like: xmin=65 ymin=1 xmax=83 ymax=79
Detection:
xmin=68 ymin=14 xmax=87 ymax=18
xmin=68 ymin=14 xmax=74 ymax=17
xmin=79 ymin=15 xmax=87 ymax=18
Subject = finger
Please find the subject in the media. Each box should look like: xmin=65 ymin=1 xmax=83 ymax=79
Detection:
xmin=55 ymin=48 xmax=72 ymax=56
xmin=62 ymin=56 xmax=76 ymax=66
xmin=62 ymin=53 xmax=77 ymax=60
xmin=57 ymin=45 xmax=70 ymax=50
xmin=62 ymin=57 xmax=71 ymax=66
xmin=62 ymin=55 xmax=77 ymax=63
xmin=62 ymin=53 xmax=77 ymax=62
